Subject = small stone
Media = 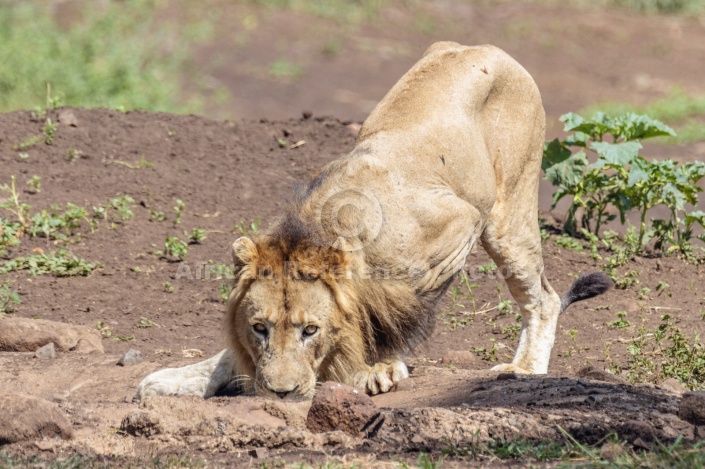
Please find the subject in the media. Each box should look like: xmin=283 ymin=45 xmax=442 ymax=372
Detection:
xmin=35 ymin=440 xmax=57 ymax=451
xmin=441 ymin=350 xmax=480 ymax=368
xmin=496 ymin=372 xmax=518 ymax=381
xmin=302 ymin=111 xmax=312 ymax=120
xmin=395 ymin=378 xmax=416 ymax=392
xmin=57 ymin=109 xmax=78 ymax=127
xmin=34 ymin=342 xmax=56 ymax=359
xmin=679 ymin=391 xmax=705 ymax=425
xmin=577 ymin=366 xmax=628 ymax=385
xmin=660 ymin=378 xmax=688 ymax=394
xmin=306 ymin=381 xmax=379 ymax=436
xmin=117 ymin=349 xmax=143 ymax=366
xmin=248 ymin=448 xmax=269 ymax=459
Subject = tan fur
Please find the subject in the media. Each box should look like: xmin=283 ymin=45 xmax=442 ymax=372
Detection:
xmin=136 ymin=42 xmax=568 ymax=401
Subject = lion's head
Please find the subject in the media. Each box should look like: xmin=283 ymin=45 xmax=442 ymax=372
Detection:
xmin=225 ymin=221 xmax=371 ymax=400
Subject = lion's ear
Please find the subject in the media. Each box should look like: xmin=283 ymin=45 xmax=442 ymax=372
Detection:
xmin=232 ymin=237 xmax=258 ymax=279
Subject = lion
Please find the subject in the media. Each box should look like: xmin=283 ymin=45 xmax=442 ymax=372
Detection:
xmin=136 ymin=42 xmax=612 ymax=401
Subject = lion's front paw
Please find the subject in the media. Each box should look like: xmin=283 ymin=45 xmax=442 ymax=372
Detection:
xmin=352 ymin=360 xmax=409 ymax=395
xmin=490 ymin=363 xmax=531 ymax=374
xmin=135 ymin=368 xmax=211 ymax=401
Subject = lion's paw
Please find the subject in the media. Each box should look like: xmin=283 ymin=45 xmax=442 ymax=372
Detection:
xmin=490 ymin=363 xmax=531 ymax=374
xmin=353 ymin=360 xmax=409 ymax=395
xmin=135 ymin=368 xmax=211 ymax=401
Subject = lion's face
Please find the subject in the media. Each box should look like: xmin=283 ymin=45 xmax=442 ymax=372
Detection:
xmin=236 ymin=274 xmax=341 ymax=400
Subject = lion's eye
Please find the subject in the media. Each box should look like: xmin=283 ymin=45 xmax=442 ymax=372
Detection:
xmin=302 ymin=325 xmax=319 ymax=337
xmin=252 ymin=323 xmax=267 ymax=336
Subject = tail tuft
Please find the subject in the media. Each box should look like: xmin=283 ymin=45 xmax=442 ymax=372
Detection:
xmin=560 ymin=272 xmax=613 ymax=314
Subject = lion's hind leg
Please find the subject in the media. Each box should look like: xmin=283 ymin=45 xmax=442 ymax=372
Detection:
xmin=135 ymin=349 xmax=238 ymax=400
xmin=352 ymin=357 xmax=409 ymax=395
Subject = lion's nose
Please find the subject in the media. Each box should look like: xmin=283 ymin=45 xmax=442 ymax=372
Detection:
xmin=267 ymin=384 xmax=299 ymax=399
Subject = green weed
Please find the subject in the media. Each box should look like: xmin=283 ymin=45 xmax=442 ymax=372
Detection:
xmin=162 ymin=236 xmax=189 ymax=260
xmin=608 ymin=314 xmax=705 ymax=390
xmin=0 ymin=282 xmax=20 ymax=315
xmin=43 ymin=118 xmax=58 ymax=144
xmin=66 ymin=148 xmax=82 ymax=162
xmin=110 ymin=194 xmax=136 ymax=222
xmin=29 ymin=203 xmax=93 ymax=240
xmin=234 ymin=218 xmax=261 ymax=236
xmin=173 ymin=199 xmax=185 ymax=226
xmin=187 ymin=228 xmax=207 ymax=244
xmin=150 ymin=210 xmax=167 ymax=222
xmin=0 ymin=249 xmax=99 ymax=277
xmin=137 ymin=317 xmax=156 ymax=329
xmin=607 ymin=311 xmax=631 ymax=329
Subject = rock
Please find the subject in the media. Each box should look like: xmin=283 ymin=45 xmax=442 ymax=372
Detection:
xmin=120 ymin=410 xmax=163 ymax=437
xmin=679 ymin=391 xmax=705 ymax=425
xmin=117 ymin=349 xmax=143 ymax=366
xmin=576 ymin=366 xmax=628 ymax=385
xmin=395 ymin=378 xmax=416 ymax=392
xmin=621 ymin=419 xmax=655 ymax=443
xmin=57 ymin=109 xmax=78 ymax=127
xmin=660 ymin=378 xmax=688 ymax=394
xmin=306 ymin=381 xmax=380 ymax=436
xmin=248 ymin=448 xmax=269 ymax=459
xmin=0 ymin=394 xmax=73 ymax=443
xmin=0 ymin=317 xmax=103 ymax=354
xmin=34 ymin=342 xmax=56 ymax=359
xmin=441 ymin=350 xmax=480 ymax=368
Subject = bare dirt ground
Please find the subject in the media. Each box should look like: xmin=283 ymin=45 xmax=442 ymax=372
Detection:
xmin=0 ymin=107 xmax=703 ymax=467
xmin=2 ymin=1 xmax=705 ymax=466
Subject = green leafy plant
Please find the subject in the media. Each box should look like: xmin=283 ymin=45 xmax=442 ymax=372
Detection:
xmin=25 ymin=176 xmax=41 ymax=193
xmin=110 ymin=194 xmax=135 ymax=221
xmin=173 ymin=199 xmax=185 ymax=226
xmin=187 ymin=228 xmax=207 ymax=244
xmin=0 ymin=282 xmax=20 ymax=315
xmin=234 ymin=217 xmax=261 ymax=236
xmin=163 ymin=281 xmax=174 ymax=293
xmin=43 ymin=118 xmax=58 ymax=144
xmin=29 ymin=203 xmax=93 ymax=240
xmin=543 ymin=112 xmax=705 ymax=254
xmin=0 ymin=249 xmax=99 ymax=277
xmin=162 ymin=236 xmax=189 ymax=260
xmin=137 ymin=316 xmax=156 ymax=328
xmin=150 ymin=210 xmax=167 ymax=222
xmin=607 ymin=311 xmax=631 ymax=329
xmin=65 ymin=148 xmax=81 ymax=162
xmin=609 ymin=314 xmax=705 ymax=390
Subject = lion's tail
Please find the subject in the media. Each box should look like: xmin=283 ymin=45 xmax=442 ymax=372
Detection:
xmin=559 ymin=272 xmax=613 ymax=315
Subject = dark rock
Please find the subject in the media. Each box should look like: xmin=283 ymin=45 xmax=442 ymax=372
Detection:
xmin=577 ymin=366 xmax=628 ymax=385
xmin=679 ymin=391 xmax=705 ymax=425
xmin=306 ymin=381 xmax=379 ymax=436
xmin=34 ymin=342 xmax=56 ymax=359
xmin=120 ymin=411 xmax=163 ymax=437
xmin=117 ymin=349 xmax=143 ymax=366
xmin=0 ymin=394 xmax=72 ymax=443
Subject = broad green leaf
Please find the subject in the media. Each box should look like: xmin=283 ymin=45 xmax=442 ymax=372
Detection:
xmin=544 ymin=151 xmax=588 ymax=187
xmin=590 ymin=141 xmax=642 ymax=167
xmin=616 ymin=113 xmax=676 ymax=140
xmin=627 ymin=157 xmax=651 ymax=187
xmin=542 ymin=138 xmax=571 ymax=172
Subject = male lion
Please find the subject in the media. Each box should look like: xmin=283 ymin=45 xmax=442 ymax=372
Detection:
xmin=136 ymin=42 xmax=611 ymax=400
